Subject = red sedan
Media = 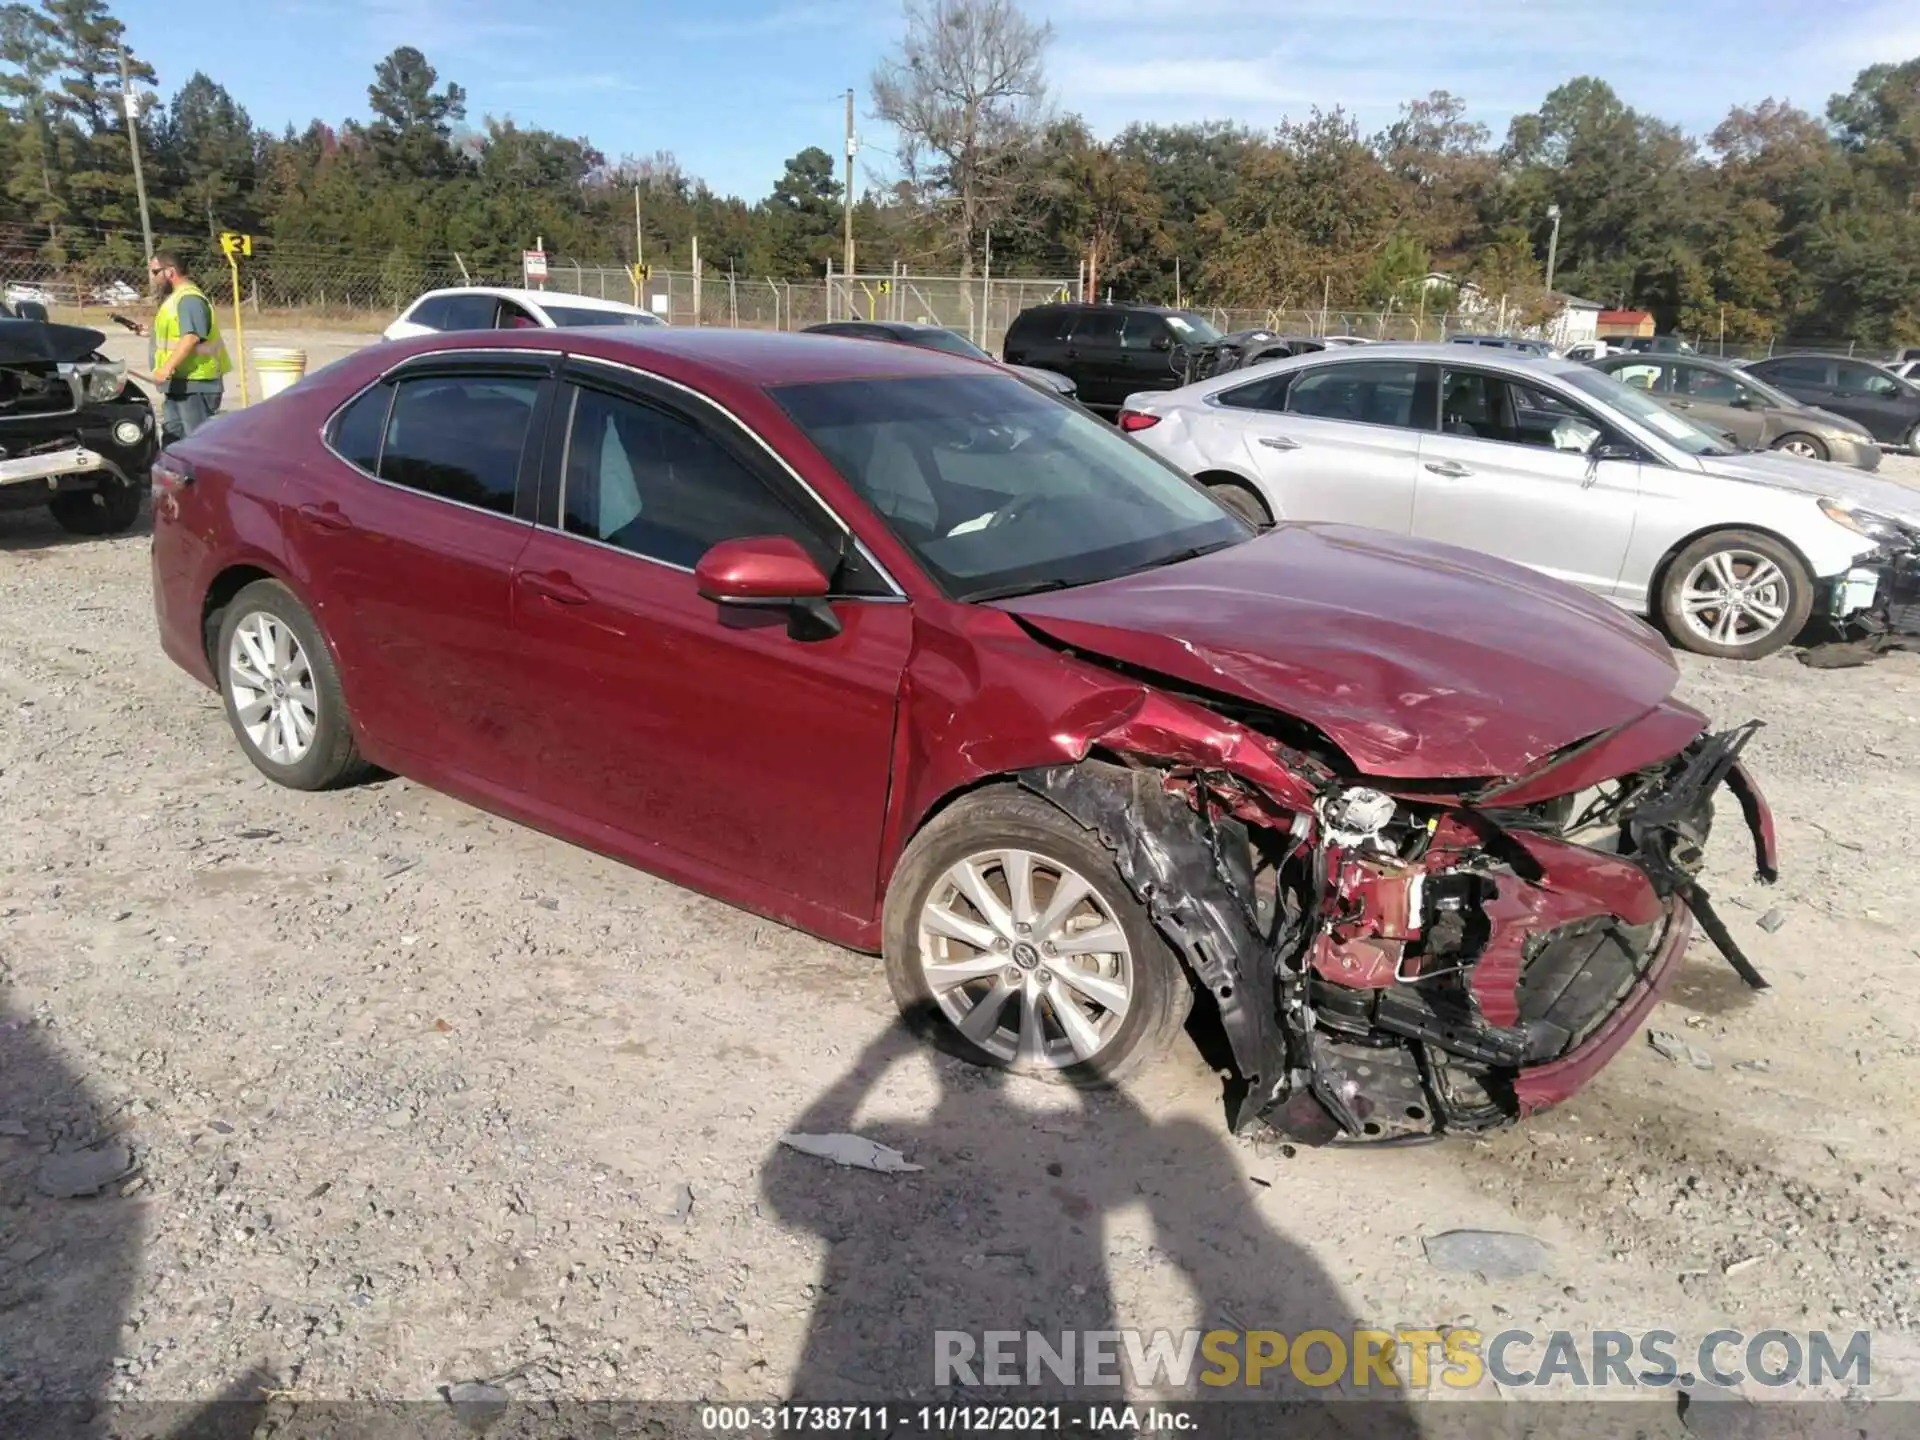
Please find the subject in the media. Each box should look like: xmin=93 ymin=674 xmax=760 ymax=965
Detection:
xmin=150 ymin=328 xmax=1778 ymax=1144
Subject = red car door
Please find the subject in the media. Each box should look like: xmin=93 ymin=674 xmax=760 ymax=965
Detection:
xmin=282 ymin=352 xmax=558 ymax=790
xmin=507 ymin=359 xmax=913 ymax=928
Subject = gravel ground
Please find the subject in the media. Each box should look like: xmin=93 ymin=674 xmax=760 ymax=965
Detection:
xmin=2 ymin=372 xmax=1919 ymax=1427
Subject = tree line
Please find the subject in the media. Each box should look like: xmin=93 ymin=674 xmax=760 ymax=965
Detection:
xmin=1 ymin=0 xmax=1916 ymax=343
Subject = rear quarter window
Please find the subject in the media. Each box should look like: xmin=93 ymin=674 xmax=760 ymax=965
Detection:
xmin=327 ymin=382 xmax=395 ymax=472
xmin=1007 ymin=308 xmax=1075 ymax=346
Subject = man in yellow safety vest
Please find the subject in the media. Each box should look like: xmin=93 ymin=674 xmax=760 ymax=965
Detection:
xmin=131 ymin=251 xmax=233 ymax=441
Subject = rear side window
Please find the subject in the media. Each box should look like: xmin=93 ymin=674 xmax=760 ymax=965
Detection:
xmin=1287 ymin=361 xmax=1426 ymax=429
xmin=1007 ymin=308 xmax=1074 ymax=345
xmin=328 ymin=382 xmax=394 ymax=471
xmin=1763 ymin=358 xmax=1829 ymax=384
xmin=1216 ymin=373 xmax=1293 ymax=411
xmin=1069 ymin=311 xmax=1125 ymax=344
xmin=406 ymin=296 xmax=453 ymax=330
xmin=378 ymin=374 xmax=542 ymax=515
xmin=438 ymin=294 xmax=501 ymax=330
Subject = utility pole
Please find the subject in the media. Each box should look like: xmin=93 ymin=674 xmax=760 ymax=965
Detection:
xmin=633 ymin=184 xmax=644 ymax=269
xmin=843 ymin=88 xmax=857 ymax=280
xmin=119 ymin=43 xmax=154 ymax=264
xmin=1544 ymin=203 xmax=1563 ymax=295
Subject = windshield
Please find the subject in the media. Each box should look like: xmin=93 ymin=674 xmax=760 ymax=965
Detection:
xmin=903 ymin=327 xmax=995 ymax=362
xmin=1563 ymin=368 xmax=1736 ymax=455
xmin=542 ymin=305 xmax=660 ymax=328
xmin=1164 ymin=312 xmax=1223 ymax=345
xmin=771 ymin=373 xmax=1250 ymax=600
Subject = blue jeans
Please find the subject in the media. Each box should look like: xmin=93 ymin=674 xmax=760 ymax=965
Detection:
xmin=161 ymin=390 xmax=222 ymax=443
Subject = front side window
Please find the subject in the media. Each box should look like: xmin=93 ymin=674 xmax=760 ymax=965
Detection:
xmin=1675 ymin=365 xmax=1741 ymax=401
xmin=1442 ymin=369 xmax=1604 ymax=453
xmin=496 ymin=301 xmax=541 ymax=330
xmin=559 ymin=385 xmax=835 ymax=574
xmin=772 ymin=372 xmax=1247 ymax=601
xmin=1286 ymin=360 xmax=1425 ymax=429
xmin=378 ymin=374 xmax=542 ymax=515
xmin=1118 ymin=315 xmax=1172 ymax=351
xmin=1564 ymin=367 xmax=1732 ymax=455
xmin=1835 ymin=365 xmax=1902 ymax=397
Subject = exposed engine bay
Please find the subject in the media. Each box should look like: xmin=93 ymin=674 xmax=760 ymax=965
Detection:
xmin=1010 ymin=711 xmax=1776 ymax=1146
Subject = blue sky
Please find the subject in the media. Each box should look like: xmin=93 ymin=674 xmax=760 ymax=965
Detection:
xmin=114 ymin=0 xmax=1917 ymax=200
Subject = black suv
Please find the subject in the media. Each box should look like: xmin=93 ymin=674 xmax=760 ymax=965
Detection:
xmin=1743 ymin=353 xmax=1920 ymax=449
xmin=0 ymin=317 xmax=158 ymax=534
xmin=1001 ymin=302 xmax=1222 ymax=411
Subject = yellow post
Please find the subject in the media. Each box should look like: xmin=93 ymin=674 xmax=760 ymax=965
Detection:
xmin=219 ymin=232 xmax=252 ymax=406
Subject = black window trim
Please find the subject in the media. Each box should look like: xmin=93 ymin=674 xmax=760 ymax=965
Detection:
xmin=318 ymin=346 xmax=561 ymax=525
xmin=536 ymin=354 xmax=908 ymax=601
xmin=1205 ymin=355 xmax=1439 ymax=434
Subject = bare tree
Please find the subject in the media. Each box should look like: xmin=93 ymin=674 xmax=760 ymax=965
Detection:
xmin=870 ymin=0 xmax=1052 ymax=278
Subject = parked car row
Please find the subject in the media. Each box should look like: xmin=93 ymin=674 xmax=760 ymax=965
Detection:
xmin=1114 ymin=341 xmax=1920 ymax=662
xmin=152 ymin=319 xmax=1798 ymax=1147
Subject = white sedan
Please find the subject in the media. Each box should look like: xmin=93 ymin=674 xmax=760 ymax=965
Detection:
xmin=1120 ymin=341 xmax=1920 ymax=660
xmin=382 ymin=286 xmax=664 ymax=342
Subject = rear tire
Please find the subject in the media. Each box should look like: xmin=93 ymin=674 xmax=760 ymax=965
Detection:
xmin=882 ymin=787 xmax=1189 ymax=1087
xmin=1769 ymin=432 xmax=1828 ymax=462
xmin=215 ymin=579 xmax=369 ymax=790
xmin=1657 ymin=529 xmax=1812 ymax=661
xmin=1204 ymin=477 xmax=1275 ymax=530
xmin=48 ymin=479 xmax=142 ymax=535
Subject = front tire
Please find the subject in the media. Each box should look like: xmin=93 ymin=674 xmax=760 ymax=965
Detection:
xmin=882 ymin=788 xmax=1188 ymax=1086
xmin=1657 ymin=529 xmax=1812 ymax=661
xmin=1770 ymin=432 xmax=1828 ymax=462
xmin=215 ymin=579 xmax=368 ymax=790
xmin=48 ymin=479 xmax=142 ymax=535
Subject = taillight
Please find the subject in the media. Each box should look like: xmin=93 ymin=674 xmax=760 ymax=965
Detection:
xmin=1118 ymin=410 xmax=1160 ymax=432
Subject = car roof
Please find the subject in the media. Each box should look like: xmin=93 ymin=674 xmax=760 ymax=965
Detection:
xmin=377 ymin=324 xmax=1011 ymax=389
xmin=1174 ymin=341 xmax=1592 ymax=394
xmin=411 ymin=286 xmax=645 ymax=314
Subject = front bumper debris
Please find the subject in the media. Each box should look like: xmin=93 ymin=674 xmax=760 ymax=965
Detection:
xmin=1020 ymin=721 xmax=1778 ymax=1145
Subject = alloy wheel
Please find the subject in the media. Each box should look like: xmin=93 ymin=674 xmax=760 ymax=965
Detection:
xmin=915 ymin=848 xmax=1134 ymax=1069
xmin=227 ymin=611 xmax=319 ymax=765
xmin=1778 ymin=437 xmax=1820 ymax=459
xmin=1677 ymin=549 xmax=1790 ymax=650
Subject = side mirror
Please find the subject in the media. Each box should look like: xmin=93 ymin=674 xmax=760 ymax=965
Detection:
xmin=1150 ymin=335 xmax=1172 ymax=352
xmin=694 ymin=535 xmax=840 ymax=640
xmin=1589 ymin=442 xmax=1639 ymax=465
xmin=1730 ymin=394 xmax=1754 ymax=410
xmin=13 ymin=300 xmax=48 ymax=323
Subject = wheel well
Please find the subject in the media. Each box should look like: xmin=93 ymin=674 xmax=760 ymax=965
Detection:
xmin=1648 ymin=524 xmax=1819 ymax=611
xmin=1193 ymin=470 xmax=1274 ymax=522
xmin=199 ymin=565 xmax=275 ymax=668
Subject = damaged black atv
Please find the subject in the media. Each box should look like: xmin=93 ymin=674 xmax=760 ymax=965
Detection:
xmin=0 ymin=317 xmax=158 ymax=536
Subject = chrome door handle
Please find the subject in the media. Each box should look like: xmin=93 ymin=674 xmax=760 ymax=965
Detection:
xmin=1258 ymin=435 xmax=1301 ymax=452
xmin=1423 ymin=460 xmax=1472 ymax=477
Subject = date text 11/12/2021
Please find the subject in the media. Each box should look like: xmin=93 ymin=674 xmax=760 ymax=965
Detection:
xmin=701 ymin=1405 xmax=1199 ymax=1433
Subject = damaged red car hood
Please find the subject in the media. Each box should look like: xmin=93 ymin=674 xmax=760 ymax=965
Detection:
xmin=996 ymin=523 xmax=1680 ymax=779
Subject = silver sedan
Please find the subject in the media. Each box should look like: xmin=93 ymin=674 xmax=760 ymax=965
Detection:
xmin=1120 ymin=343 xmax=1920 ymax=661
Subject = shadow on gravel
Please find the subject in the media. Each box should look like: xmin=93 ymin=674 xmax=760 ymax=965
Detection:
xmin=761 ymin=1019 xmax=1421 ymax=1438
xmin=0 ymin=501 xmax=153 ymax=554
xmin=0 ymin=994 xmax=144 ymax=1438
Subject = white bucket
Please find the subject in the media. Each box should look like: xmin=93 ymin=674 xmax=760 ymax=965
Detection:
xmin=253 ymin=347 xmax=308 ymax=400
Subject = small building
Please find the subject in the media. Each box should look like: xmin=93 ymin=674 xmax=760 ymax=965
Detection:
xmin=1551 ymin=293 xmax=1603 ymax=346
xmin=1598 ymin=308 xmax=1656 ymax=339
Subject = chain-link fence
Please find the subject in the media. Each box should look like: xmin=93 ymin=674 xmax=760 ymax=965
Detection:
xmin=0 ymin=227 xmax=1906 ymax=362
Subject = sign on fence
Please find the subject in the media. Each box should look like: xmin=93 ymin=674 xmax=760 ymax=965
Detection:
xmin=522 ymin=250 xmax=548 ymax=285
